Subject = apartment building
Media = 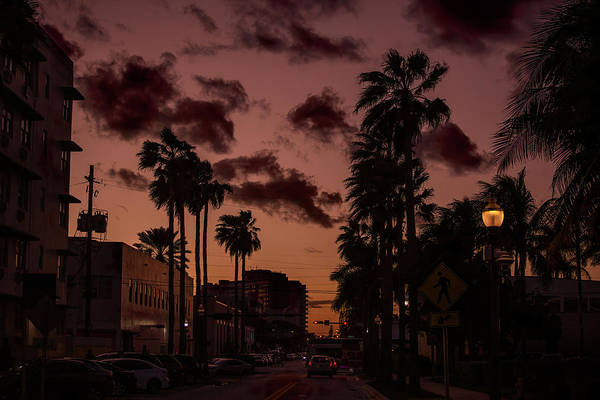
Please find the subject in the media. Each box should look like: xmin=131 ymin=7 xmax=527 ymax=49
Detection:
xmin=1 ymin=25 xmax=82 ymax=363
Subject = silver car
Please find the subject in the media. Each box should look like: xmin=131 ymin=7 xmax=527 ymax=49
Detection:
xmin=306 ymin=355 xmax=334 ymax=378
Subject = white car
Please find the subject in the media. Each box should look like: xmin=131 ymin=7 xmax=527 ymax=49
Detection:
xmin=103 ymin=358 xmax=169 ymax=393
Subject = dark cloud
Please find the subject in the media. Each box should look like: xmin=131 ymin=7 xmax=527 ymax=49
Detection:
xmin=75 ymin=11 xmax=110 ymax=41
xmin=182 ymin=0 xmax=366 ymax=63
xmin=214 ymin=151 xmax=343 ymax=228
xmin=78 ymin=52 xmax=178 ymax=139
xmin=78 ymin=53 xmax=237 ymax=153
xmin=194 ymin=75 xmax=249 ymax=112
xmin=41 ymin=23 xmax=84 ymax=60
xmin=213 ymin=150 xmax=282 ymax=181
xmin=183 ymin=4 xmax=218 ymax=32
xmin=309 ymin=299 xmax=333 ymax=308
xmin=169 ymin=98 xmax=235 ymax=153
xmin=405 ymin=0 xmax=548 ymax=54
xmin=288 ymin=87 xmax=356 ymax=143
xmin=417 ymin=123 xmax=494 ymax=174
xmin=107 ymin=168 xmax=149 ymax=190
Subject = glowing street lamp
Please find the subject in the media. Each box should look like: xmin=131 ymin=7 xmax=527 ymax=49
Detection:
xmin=482 ymin=198 xmax=504 ymax=229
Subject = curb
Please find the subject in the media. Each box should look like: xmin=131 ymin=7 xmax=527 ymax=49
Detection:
xmin=353 ymin=376 xmax=389 ymax=400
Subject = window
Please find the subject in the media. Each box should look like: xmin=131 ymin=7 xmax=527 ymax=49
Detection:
xmin=1 ymin=108 xmax=13 ymax=137
xmin=42 ymin=129 xmax=48 ymax=154
xmin=57 ymin=255 xmax=66 ymax=281
xmin=0 ymin=238 xmax=8 ymax=269
xmin=20 ymin=119 xmax=32 ymax=148
xmin=40 ymin=187 xmax=45 ymax=211
xmin=135 ymin=282 xmax=138 ymax=304
xmin=17 ymin=176 xmax=29 ymax=210
xmin=144 ymin=284 xmax=148 ymax=306
xmin=44 ymin=73 xmax=50 ymax=98
xmin=24 ymin=61 xmax=33 ymax=89
xmin=0 ymin=172 xmax=9 ymax=208
xmin=58 ymin=201 xmax=68 ymax=228
xmin=60 ymin=151 xmax=69 ymax=172
xmin=128 ymin=280 xmax=132 ymax=302
xmin=15 ymin=240 xmax=27 ymax=271
xmin=93 ymin=276 xmax=112 ymax=299
xmin=3 ymin=55 xmax=14 ymax=74
xmin=38 ymin=245 xmax=43 ymax=270
xmin=62 ymin=98 xmax=72 ymax=121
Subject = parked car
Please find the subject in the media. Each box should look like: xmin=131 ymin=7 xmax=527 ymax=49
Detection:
xmin=249 ymin=353 xmax=266 ymax=366
xmin=306 ymin=355 xmax=334 ymax=378
xmin=96 ymin=352 xmax=164 ymax=368
xmin=212 ymin=358 xmax=253 ymax=376
xmin=95 ymin=361 xmax=137 ymax=396
xmin=153 ymin=355 xmax=185 ymax=385
xmin=173 ymin=355 xmax=203 ymax=383
xmin=102 ymin=358 xmax=169 ymax=394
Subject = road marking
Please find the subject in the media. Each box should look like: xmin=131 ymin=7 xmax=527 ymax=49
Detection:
xmin=264 ymin=381 xmax=297 ymax=400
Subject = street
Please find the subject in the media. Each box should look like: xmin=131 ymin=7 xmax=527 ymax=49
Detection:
xmin=118 ymin=361 xmax=380 ymax=400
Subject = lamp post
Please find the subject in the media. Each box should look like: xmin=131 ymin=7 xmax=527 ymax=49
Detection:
xmin=482 ymin=198 xmax=504 ymax=400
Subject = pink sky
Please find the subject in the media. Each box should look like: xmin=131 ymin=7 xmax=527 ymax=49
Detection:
xmin=38 ymin=0 xmax=583 ymax=335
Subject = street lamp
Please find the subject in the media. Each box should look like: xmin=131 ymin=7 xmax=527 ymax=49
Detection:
xmin=482 ymin=198 xmax=503 ymax=400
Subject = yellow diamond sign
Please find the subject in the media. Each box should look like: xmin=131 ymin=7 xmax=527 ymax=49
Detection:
xmin=419 ymin=263 xmax=468 ymax=311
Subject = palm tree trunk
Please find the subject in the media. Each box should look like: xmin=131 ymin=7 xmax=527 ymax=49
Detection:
xmin=404 ymin=146 xmax=420 ymax=392
xmin=179 ymin=204 xmax=187 ymax=354
xmin=241 ymin=253 xmax=246 ymax=354
xmin=575 ymin=228 xmax=584 ymax=356
xmin=202 ymin=203 xmax=209 ymax=372
xmin=168 ymin=202 xmax=175 ymax=354
xmin=382 ymin=233 xmax=393 ymax=383
xmin=234 ymin=254 xmax=239 ymax=354
xmin=193 ymin=211 xmax=202 ymax=360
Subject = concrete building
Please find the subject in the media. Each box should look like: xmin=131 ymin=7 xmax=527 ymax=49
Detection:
xmin=523 ymin=276 xmax=600 ymax=355
xmin=201 ymin=296 xmax=254 ymax=356
xmin=65 ymin=239 xmax=194 ymax=356
xmin=1 ymin=25 xmax=82 ymax=363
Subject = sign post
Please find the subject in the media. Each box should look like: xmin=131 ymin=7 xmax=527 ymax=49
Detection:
xmin=419 ymin=264 xmax=468 ymax=400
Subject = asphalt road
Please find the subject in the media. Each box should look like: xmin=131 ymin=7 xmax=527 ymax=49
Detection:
xmin=121 ymin=360 xmax=382 ymax=400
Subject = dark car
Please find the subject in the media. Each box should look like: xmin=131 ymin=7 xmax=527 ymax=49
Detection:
xmin=212 ymin=358 xmax=253 ymax=376
xmin=96 ymin=352 xmax=164 ymax=368
xmin=153 ymin=355 xmax=185 ymax=385
xmin=15 ymin=358 xmax=115 ymax=400
xmin=95 ymin=361 xmax=137 ymax=395
xmin=173 ymin=355 xmax=203 ymax=383
xmin=307 ymin=355 xmax=334 ymax=378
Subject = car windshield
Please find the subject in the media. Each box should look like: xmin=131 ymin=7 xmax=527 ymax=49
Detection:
xmin=311 ymin=357 xmax=329 ymax=363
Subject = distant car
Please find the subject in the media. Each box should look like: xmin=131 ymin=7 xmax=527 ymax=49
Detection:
xmin=153 ymin=355 xmax=185 ymax=385
xmin=307 ymin=355 xmax=334 ymax=378
xmin=212 ymin=358 xmax=253 ymax=376
xmin=103 ymin=358 xmax=169 ymax=393
xmin=174 ymin=355 xmax=203 ymax=383
xmin=96 ymin=352 xmax=164 ymax=368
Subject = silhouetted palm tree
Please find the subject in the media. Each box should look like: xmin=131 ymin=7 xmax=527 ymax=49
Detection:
xmin=215 ymin=213 xmax=243 ymax=353
xmin=134 ymin=227 xmax=182 ymax=263
xmin=138 ymin=128 xmax=192 ymax=354
xmin=237 ymin=210 xmax=261 ymax=353
xmin=355 ymin=49 xmax=449 ymax=388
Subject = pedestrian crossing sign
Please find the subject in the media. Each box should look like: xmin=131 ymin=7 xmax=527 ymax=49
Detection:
xmin=419 ymin=263 xmax=468 ymax=311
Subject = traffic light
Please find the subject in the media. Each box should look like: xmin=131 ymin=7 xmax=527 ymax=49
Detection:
xmin=343 ymin=321 xmax=348 ymax=326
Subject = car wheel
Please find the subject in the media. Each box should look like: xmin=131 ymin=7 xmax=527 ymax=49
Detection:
xmin=147 ymin=378 xmax=161 ymax=394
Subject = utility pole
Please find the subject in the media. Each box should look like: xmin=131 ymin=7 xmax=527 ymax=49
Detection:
xmin=84 ymin=165 xmax=94 ymax=337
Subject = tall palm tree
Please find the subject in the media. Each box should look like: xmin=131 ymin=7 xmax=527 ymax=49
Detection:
xmin=138 ymin=127 xmax=192 ymax=354
xmin=215 ymin=213 xmax=243 ymax=353
xmin=186 ymin=155 xmax=213 ymax=360
xmin=355 ymin=49 xmax=449 ymax=388
xmin=237 ymin=210 xmax=261 ymax=353
xmin=133 ymin=227 xmax=182 ymax=262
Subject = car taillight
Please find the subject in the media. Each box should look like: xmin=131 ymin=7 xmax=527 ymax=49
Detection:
xmin=308 ymin=361 xmax=312 ymax=366
xmin=108 ymin=371 xmax=113 ymax=377
xmin=329 ymin=362 xmax=332 ymax=367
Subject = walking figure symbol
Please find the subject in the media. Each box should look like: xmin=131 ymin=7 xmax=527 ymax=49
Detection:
xmin=434 ymin=271 xmax=451 ymax=304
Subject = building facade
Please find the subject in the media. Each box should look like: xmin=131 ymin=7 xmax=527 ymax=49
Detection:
xmin=66 ymin=239 xmax=194 ymax=356
xmin=1 ymin=25 xmax=82 ymax=364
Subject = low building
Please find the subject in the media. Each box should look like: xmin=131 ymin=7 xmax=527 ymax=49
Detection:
xmin=65 ymin=239 xmax=193 ymax=356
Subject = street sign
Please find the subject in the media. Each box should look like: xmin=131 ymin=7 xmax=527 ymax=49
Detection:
xmin=430 ymin=311 xmax=460 ymax=328
xmin=419 ymin=263 xmax=468 ymax=311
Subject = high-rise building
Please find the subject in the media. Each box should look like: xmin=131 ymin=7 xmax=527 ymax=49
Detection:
xmin=1 ymin=24 xmax=83 ymax=363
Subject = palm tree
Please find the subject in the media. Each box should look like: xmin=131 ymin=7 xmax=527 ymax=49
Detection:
xmin=138 ymin=127 xmax=193 ymax=354
xmin=133 ymin=227 xmax=181 ymax=262
xmin=215 ymin=213 xmax=243 ymax=353
xmin=355 ymin=49 xmax=449 ymax=388
xmin=237 ymin=210 xmax=261 ymax=353
xmin=186 ymin=155 xmax=213 ymax=361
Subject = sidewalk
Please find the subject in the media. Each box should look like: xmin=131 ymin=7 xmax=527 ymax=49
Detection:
xmin=421 ymin=377 xmax=508 ymax=400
